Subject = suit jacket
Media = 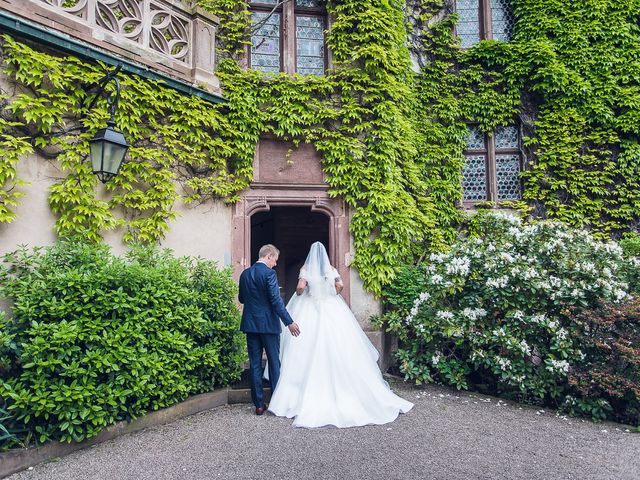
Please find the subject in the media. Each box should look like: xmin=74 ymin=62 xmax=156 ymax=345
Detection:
xmin=239 ymin=262 xmax=294 ymax=334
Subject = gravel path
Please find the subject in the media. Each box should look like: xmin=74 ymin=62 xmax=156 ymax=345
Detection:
xmin=8 ymin=380 xmax=639 ymax=480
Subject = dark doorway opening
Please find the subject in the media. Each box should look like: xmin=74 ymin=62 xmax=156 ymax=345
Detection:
xmin=251 ymin=207 xmax=330 ymax=301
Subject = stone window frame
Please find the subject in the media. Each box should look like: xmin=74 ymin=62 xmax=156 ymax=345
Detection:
xmin=462 ymin=125 xmax=523 ymax=206
xmin=454 ymin=0 xmax=514 ymax=48
xmin=248 ymin=0 xmax=328 ymax=75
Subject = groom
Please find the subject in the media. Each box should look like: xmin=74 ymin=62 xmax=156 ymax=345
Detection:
xmin=238 ymin=244 xmax=300 ymax=415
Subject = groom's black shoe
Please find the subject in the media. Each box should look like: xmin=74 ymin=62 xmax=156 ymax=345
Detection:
xmin=255 ymin=405 xmax=266 ymax=415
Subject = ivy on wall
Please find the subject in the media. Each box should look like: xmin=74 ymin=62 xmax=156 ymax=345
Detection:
xmin=0 ymin=35 xmax=255 ymax=243
xmin=509 ymin=0 xmax=640 ymax=235
xmin=0 ymin=0 xmax=639 ymax=295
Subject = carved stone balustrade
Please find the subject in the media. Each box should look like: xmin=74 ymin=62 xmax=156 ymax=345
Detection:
xmin=0 ymin=0 xmax=220 ymax=91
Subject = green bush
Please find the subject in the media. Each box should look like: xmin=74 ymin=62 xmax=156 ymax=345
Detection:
xmin=0 ymin=240 xmax=244 ymax=447
xmin=620 ymin=233 xmax=640 ymax=258
xmin=382 ymin=212 xmax=638 ymax=423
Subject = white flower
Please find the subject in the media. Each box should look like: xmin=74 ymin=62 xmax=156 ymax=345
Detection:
xmin=431 ymin=352 xmax=442 ymax=366
xmin=493 ymin=211 xmax=521 ymax=226
xmin=462 ymin=307 xmax=487 ymax=321
xmin=507 ymin=226 xmax=522 ymax=239
xmin=530 ymin=314 xmax=546 ymax=324
xmin=547 ymin=320 xmax=559 ymax=331
xmin=613 ymin=289 xmax=628 ymax=303
xmin=547 ymin=359 xmax=570 ymax=375
xmin=429 ymin=252 xmax=448 ymax=263
xmin=580 ymin=262 xmax=595 ymax=273
xmin=436 ymin=310 xmax=454 ymax=320
xmin=603 ymin=242 xmax=623 ymax=256
xmin=431 ymin=274 xmax=444 ymax=285
xmin=492 ymin=327 xmax=506 ymax=337
xmin=522 ymin=267 xmax=539 ymax=280
xmin=519 ymin=339 xmax=531 ymax=356
xmin=500 ymin=252 xmax=515 ymax=264
xmin=486 ymin=276 xmax=509 ymax=288
xmin=445 ymin=257 xmax=471 ymax=276
xmin=418 ymin=292 xmax=431 ymax=302
xmin=496 ymin=357 xmax=511 ymax=371
xmin=556 ymin=328 xmax=568 ymax=340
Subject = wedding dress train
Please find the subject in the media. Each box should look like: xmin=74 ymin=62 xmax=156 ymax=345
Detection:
xmin=268 ymin=243 xmax=413 ymax=428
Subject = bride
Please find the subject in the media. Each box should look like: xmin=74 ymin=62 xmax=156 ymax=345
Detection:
xmin=268 ymin=242 xmax=413 ymax=428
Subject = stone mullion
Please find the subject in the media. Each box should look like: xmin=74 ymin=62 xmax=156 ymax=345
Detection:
xmin=283 ymin=1 xmax=296 ymax=74
xmin=481 ymin=0 xmax=492 ymax=40
xmin=487 ymin=133 xmax=497 ymax=202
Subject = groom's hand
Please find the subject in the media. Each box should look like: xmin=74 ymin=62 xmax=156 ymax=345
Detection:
xmin=288 ymin=322 xmax=301 ymax=337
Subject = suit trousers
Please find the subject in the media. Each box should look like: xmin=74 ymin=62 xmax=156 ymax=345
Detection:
xmin=246 ymin=332 xmax=281 ymax=408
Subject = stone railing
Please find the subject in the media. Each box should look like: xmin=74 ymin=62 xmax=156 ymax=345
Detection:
xmin=0 ymin=0 xmax=220 ymax=90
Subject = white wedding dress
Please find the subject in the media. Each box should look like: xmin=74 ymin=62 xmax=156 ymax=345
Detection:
xmin=268 ymin=243 xmax=413 ymax=428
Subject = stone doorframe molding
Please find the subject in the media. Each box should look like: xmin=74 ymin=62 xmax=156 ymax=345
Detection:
xmin=232 ymin=184 xmax=351 ymax=304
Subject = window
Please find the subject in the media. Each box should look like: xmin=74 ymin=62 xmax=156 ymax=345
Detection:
xmin=462 ymin=125 xmax=522 ymax=203
xmin=250 ymin=0 xmax=326 ymax=75
xmin=455 ymin=0 xmax=514 ymax=48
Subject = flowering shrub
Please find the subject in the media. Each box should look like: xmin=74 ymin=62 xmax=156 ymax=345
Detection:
xmin=381 ymin=212 xmax=638 ymax=422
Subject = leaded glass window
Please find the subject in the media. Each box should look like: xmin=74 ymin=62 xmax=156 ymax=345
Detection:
xmin=496 ymin=154 xmax=521 ymax=200
xmin=495 ymin=125 xmax=518 ymax=149
xmin=296 ymin=16 xmax=325 ymax=75
xmin=463 ymin=125 xmax=522 ymax=203
xmin=251 ymin=12 xmax=281 ymax=73
xmin=456 ymin=0 xmax=481 ymax=49
xmin=250 ymin=0 xmax=326 ymax=75
xmin=455 ymin=0 xmax=513 ymax=48
xmin=491 ymin=0 xmax=515 ymax=42
xmin=463 ymin=155 xmax=488 ymax=201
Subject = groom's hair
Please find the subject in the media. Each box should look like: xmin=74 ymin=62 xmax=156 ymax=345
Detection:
xmin=258 ymin=244 xmax=280 ymax=259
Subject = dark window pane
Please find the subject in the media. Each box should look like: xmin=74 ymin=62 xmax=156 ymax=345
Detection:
xmin=296 ymin=15 xmax=325 ymax=75
xmin=496 ymin=154 xmax=521 ymax=200
xmin=491 ymin=0 xmax=514 ymax=42
xmin=296 ymin=0 xmax=324 ymax=7
xmin=251 ymin=12 xmax=281 ymax=73
xmin=456 ymin=0 xmax=480 ymax=48
xmin=463 ymin=154 xmax=487 ymax=201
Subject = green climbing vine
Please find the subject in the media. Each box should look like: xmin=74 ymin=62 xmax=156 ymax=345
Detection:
xmin=0 ymin=0 xmax=639 ymax=294
xmin=0 ymin=34 xmax=255 ymax=243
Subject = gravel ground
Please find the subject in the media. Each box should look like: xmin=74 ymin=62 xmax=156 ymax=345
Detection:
xmin=8 ymin=380 xmax=640 ymax=480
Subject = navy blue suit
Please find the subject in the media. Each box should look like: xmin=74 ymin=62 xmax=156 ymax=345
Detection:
xmin=239 ymin=262 xmax=294 ymax=408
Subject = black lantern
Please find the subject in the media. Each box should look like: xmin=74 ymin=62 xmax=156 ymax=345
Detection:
xmin=83 ymin=65 xmax=129 ymax=183
xmin=89 ymin=119 xmax=128 ymax=183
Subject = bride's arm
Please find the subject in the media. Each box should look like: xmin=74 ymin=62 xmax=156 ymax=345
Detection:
xmin=335 ymin=278 xmax=344 ymax=294
xmin=296 ymin=278 xmax=307 ymax=295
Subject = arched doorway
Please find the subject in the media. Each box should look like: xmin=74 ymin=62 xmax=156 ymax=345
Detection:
xmin=251 ymin=207 xmax=330 ymax=300
xmin=232 ymin=192 xmax=350 ymax=304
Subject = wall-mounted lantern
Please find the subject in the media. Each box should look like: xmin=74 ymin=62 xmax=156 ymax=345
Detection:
xmin=83 ymin=65 xmax=129 ymax=183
